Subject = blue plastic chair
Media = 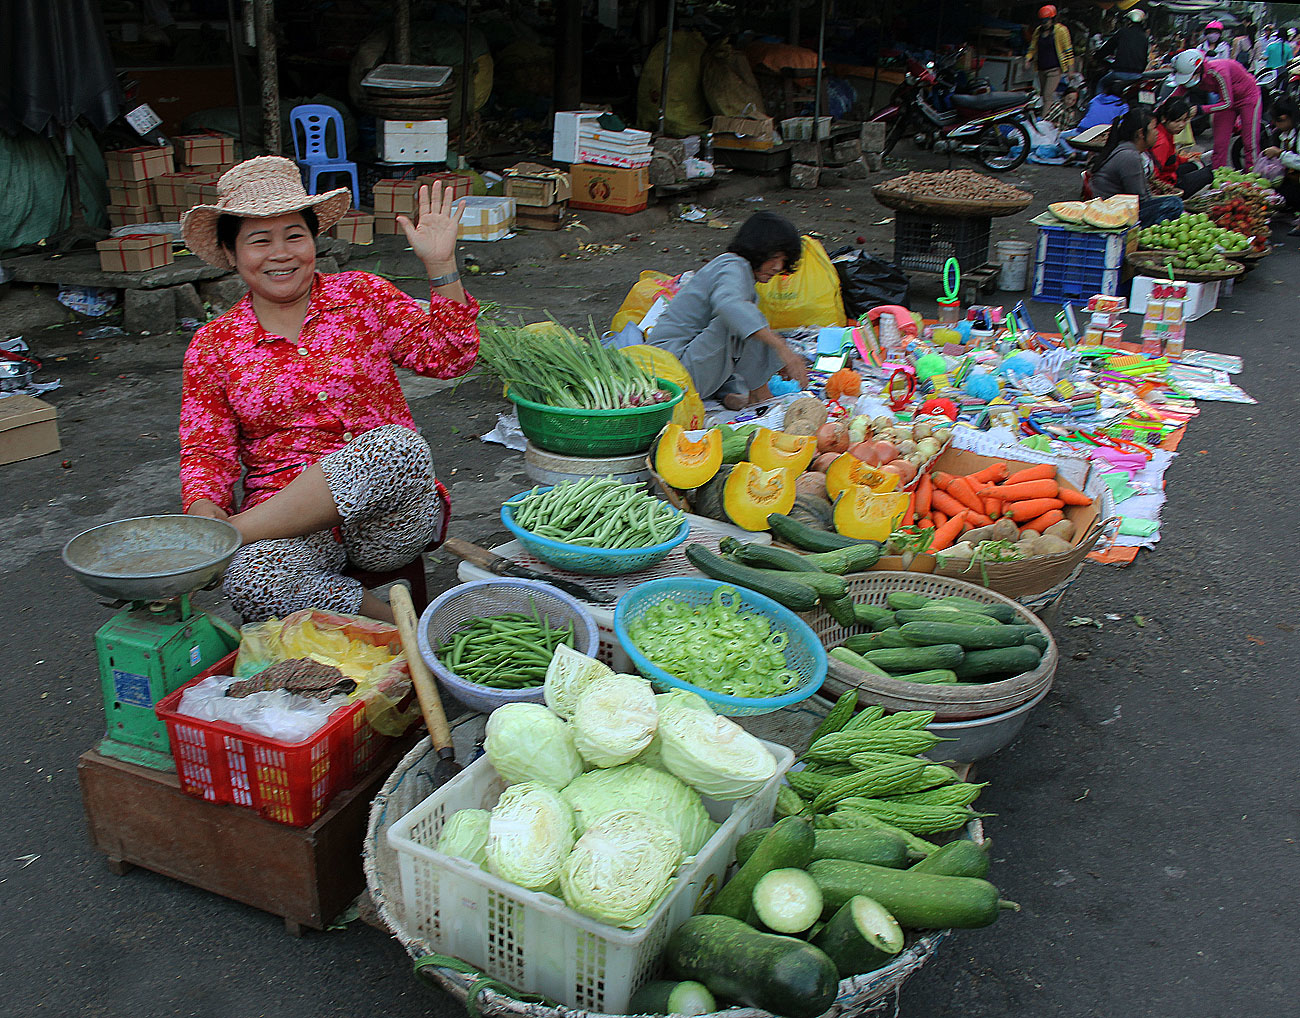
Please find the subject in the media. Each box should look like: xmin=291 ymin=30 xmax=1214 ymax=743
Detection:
xmin=289 ymin=104 xmax=359 ymax=206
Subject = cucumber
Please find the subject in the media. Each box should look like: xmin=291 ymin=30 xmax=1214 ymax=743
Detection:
xmin=822 ymin=593 xmax=859 ymax=628
xmin=934 ymin=597 xmax=1018 ymax=623
xmin=842 ymin=631 xmax=902 ymax=655
xmin=871 ymin=612 xmax=900 ymax=631
xmin=710 ymin=816 xmax=814 ymax=920
xmin=893 ymin=608 xmax=1003 ymax=627
xmin=862 ymin=645 xmax=965 ymax=672
xmin=811 ymin=829 xmax=911 ymax=867
xmin=684 ymin=545 xmax=821 ymax=611
xmin=909 ymin=839 xmax=990 ymax=879
xmin=885 ymin=591 xmax=930 ymax=611
xmin=890 ymin=669 xmax=960 ymax=685
xmin=829 ymin=646 xmax=891 ymax=676
xmin=1006 ymin=625 xmax=1049 ymax=650
xmin=752 ymin=867 xmax=824 ymax=934
xmin=852 ymin=603 xmax=894 ymax=627
xmin=768 ymin=513 xmax=880 ymax=553
xmin=876 ymin=628 xmax=913 ymax=648
xmin=899 ymin=621 xmax=1026 ymax=649
xmin=952 ymin=645 xmax=1043 ymax=681
xmin=628 ymin=981 xmax=717 ymax=1016
xmin=812 ymin=895 xmax=905 ymax=978
xmin=807 ymin=859 xmax=1018 ymax=929
xmin=801 ymin=543 xmax=881 ymax=574
xmin=665 ymin=915 xmax=840 ymax=1018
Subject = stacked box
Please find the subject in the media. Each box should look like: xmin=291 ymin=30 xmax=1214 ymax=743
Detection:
xmin=373 ymin=179 xmax=421 ymax=235
xmin=95 ymin=234 xmax=174 ymax=273
xmin=106 ymin=205 xmax=160 ymax=228
xmin=1139 ymin=281 xmax=1188 ymax=356
xmin=104 ymin=145 xmax=174 ymax=225
xmin=331 ymin=211 xmax=375 ymax=245
xmin=457 ymin=197 xmax=516 ymax=242
xmin=378 ymin=120 xmax=448 ymax=163
xmin=107 ymin=180 xmax=154 ymax=208
xmin=173 ymin=132 xmax=236 ymax=170
xmin=569 ymin=163 xmax=649 ymax=214
xmin=416 ymin=172 xmax=473 ymax=201
xmin=504 ymin=164 xmax=571 ymax=207
xmin=712 ymin=115 xmax=776 ymax=151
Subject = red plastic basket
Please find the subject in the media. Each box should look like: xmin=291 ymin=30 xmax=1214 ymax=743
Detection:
xmin=155 ymin=651 xmax=392 ymax=827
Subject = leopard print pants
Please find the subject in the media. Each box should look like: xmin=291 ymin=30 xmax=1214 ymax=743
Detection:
xmin=223 ymin=425 xmax=447 ymax=622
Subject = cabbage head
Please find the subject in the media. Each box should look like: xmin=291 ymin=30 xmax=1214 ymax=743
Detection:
xmin=634 ymin=691 xmax=713 ymax=772
xmin=544 ymin=645 xmax=613 ymax=720
xmin=561 ymin=764 xmax=715 ymax=855
xmin=484 ymin=702 xmax=583 ymax=788
xmin=436 ymin=808 xmax=490 ymax=867
xmin=656 ymin=702 xmax=778 ymax=800
xmin=570 ymin=673 xmax=657 ymax=768
xmin=486 ymin=782 xmax=576 ymax=893
xmin=560 ymin=809 xmax=683 ymax=928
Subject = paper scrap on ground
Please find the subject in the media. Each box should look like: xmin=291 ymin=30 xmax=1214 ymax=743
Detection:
xmin=481 ymin=412 xmax=527 ymax=451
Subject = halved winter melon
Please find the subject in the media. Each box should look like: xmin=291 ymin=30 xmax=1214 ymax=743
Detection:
xmin=1049 ymin=201 xmax=1087 ymax=224
xmin=746 ymin=427 xmax=818 ymax=474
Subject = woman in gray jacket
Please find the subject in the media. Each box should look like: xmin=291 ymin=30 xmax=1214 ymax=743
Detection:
xmin=1090 ymin=108 xmax=1185 ymax=225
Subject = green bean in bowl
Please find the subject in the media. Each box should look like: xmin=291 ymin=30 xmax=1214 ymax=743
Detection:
xmin=438 ymin=610 xmax=577 ymax=688
xmin=504 ymin=477 xmax=684 ymax=549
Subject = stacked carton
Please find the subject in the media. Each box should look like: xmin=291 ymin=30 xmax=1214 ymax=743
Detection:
xmin=505 ymin=163 xmax=570 ymax=231
xmin=172 ymin=132 xmax=237 ymax=172
xmin=104 ymin=145 xmax=174 ymax=227
xmin=372 ymin=179 xmax=420 ymax=235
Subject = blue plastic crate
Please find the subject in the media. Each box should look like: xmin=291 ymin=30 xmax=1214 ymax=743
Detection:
xmin=1033 ymin=224 xmax=1128 ymax=305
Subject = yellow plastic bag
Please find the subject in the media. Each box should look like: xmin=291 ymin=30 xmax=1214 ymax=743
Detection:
xmin=611 ymin=270 xmax=678 ymax=333
xmin=621 ymin=345 xmax=707 ymax=429
xmin=756 ymin=236 xmax=847 ymax=329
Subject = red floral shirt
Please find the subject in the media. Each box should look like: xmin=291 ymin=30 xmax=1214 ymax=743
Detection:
xmin=180 ymin=271 xmax=479 ymax=513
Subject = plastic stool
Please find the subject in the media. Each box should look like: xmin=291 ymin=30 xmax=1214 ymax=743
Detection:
xmin=345 ymin=556 xmax=429 ymax=613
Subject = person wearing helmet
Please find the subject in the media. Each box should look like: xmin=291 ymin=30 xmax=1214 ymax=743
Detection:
xmin=1025 ymin=6 xmax=1076 ymax=103
xmin=1171 ymin=49 xmax=1263 ymax=170
xmin=1200 ymin=21 xmax=1230 ymax=61
xmin=1096 ymin=7 xmax=1151 ymax=76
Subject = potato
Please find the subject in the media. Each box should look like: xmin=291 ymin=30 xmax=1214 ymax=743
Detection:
xmin=962 ymin=524 xmax=996 ymax=545
xmin=1043 ymin=519 xmax=1076 ymax=542
xmin=871 ymin=415 xmax=896 ymax=431
xmin=990 ymin=518 xmax=1020 ymax=542
xmin=916 ymin=438 xmax=942 ymax=457
xmin=1033 ymin=534 xmax=1075 ymax=556
xmin=939 ymin=541 xmax=974 ymax=559
xmin=896 ymin=439 xmax=918 ymax=456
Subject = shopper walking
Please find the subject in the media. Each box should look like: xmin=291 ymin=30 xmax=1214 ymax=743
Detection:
xmin=1025 ymin=6 xmax=1076 ymax=103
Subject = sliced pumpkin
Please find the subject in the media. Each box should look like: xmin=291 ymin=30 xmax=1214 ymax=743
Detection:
xmin=833 ymin=487 xmax=911 ymax=541
xmin=653 ymin=423 xmax=723 ymax=490
xmin=745 ymin=427 xmax=818 ymax=474
xmin=722 ymin=461 xmax=797 ymax=531
xmin=825 ymin=454 xmax=902 ymax=500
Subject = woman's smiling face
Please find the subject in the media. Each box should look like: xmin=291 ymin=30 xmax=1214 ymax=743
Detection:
xmin=232 ymin=212 xmax=317 ymax=303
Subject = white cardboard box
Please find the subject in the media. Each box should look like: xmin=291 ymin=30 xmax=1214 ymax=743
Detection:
xmin=1127 ymin=277 xmax=1219 ymax=322
xmin=377 ymin=119 xmax=448 ymax=163
xmin=552 ymin=111 xmax=603 ymax=163
xmin=457 ymin=196 xmax=516 ymax=242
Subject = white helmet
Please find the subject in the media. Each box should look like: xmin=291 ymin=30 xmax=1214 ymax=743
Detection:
xmin=1126 ymin=9 xmax=1146 ymax=23
xmin=1172 ymin=49 xmax=1205 ymax=86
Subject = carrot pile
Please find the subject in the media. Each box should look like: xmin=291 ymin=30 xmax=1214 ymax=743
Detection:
xmin=900 ymin=461 xmax=1093 ymax=552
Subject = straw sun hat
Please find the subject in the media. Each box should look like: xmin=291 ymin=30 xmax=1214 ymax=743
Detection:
xmin=181 ymin=156 xmax=351 ymax=270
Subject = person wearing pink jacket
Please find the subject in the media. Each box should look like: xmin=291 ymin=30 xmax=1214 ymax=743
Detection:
xmin=1171 ymin=49 xmax=1263 ymax=170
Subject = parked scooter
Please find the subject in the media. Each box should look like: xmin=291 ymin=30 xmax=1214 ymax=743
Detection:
xmin=872 ymin=59 xmax=1037 ymax=171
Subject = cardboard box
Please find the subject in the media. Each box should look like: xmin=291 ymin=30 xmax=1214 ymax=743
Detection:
xmin=155 ymin=203 xmax=188 ymax=223
xmin=372 ymin=179 xmax=420 ymax=215
xmin=712 ymin=132 xmax=777 ymax=152
xmin=569 ymin=163 xmax=650 ymax=214
xmin=377 ymin=120 xmax=448 ymax=162
xmin=504 ymin=163 xmax=572 ymax=207
xmin=331 ymin=211 xmax=375 ymax=245
xmin=173 ymin=133 xmax=236 ymax=166
xmin=711 ymin=114 xmax=775 ymax=143
xmin=515 ymin=204 xmax=567 ymax=231
xmin=152 ymin=172 xmax=206 ymax=207
xmin=108 ymin=180 xmax=154 ymax=207
xmin=416 ymin=172 xmax=473 ymax=202
xmin=106 ymin=204 xmax=160 ymax=227
xmin=457 ymin=196 xmax=515 ymax=242
xmin=373 ymin=214 xmax=404 ymax=235
xmin=0 ymin=395 xmax=60 ymax=466
xmin=95 ymin=234 xmax=174 ymax=273
xmin=552 ymin=111 xmax=603 ymax=163
xmin=105 ymin=145 xmax=175 ymax=182
xmin=1127 ymin=277 xmax=1219 ymax=322
xmin=184 ymin=180 xmax=221 ymax=207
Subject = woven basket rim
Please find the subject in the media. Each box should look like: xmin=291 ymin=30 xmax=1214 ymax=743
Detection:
xmin=1128 ymin=251 xmax=1245 ymax=281
xmin=872 ymin=183 xmax=1032 ymax=218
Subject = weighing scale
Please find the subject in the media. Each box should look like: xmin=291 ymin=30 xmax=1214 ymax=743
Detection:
xmin=62 ymin=515 xmax=243 ymax=771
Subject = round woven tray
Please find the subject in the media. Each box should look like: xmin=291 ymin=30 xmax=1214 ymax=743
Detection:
xmin=1127 ymin=251 xmax=1244 ymax=281
xmin=365 ymin=738 xmax=962 ymax=1018
xmin=1225 ymin=244 xmax=1270 ymax=262
xmin=872 ymin=183 xmax=1032 ymax=218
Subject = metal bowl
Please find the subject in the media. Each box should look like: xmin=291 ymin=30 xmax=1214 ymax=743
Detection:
xmin=62 ymin=514 xmax=243 ymax=600
xmin=0 ymin=359 xmax=35 ymax=392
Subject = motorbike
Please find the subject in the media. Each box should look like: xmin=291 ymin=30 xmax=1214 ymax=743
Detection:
xmin=871 ymin=59 xmax=1037 ymax=172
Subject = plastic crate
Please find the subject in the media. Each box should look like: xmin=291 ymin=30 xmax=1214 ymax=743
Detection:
xmin=387 ymin=740 xmax=794 ymax=1013
xmin=509 ymin=379 xmax=683 ymax=457
xmin=1032 ymin=224 xmax=1128 ymax=305
xmin=893 ymin=211 xmax=992 ymax=274
xmin=155 ymin=651 xmax=392 ymax=827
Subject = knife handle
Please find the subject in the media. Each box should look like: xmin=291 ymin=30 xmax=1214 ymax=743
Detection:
xmin=442 ymin=536 xmax=509 ymax=574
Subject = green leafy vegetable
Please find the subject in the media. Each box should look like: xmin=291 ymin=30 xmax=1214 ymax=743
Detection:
xmin=436 ymin=808 xmax=490 ymax=867
xmin=486 ymin=782 xmax=576 ymax=893
xmin=560 ymin=810 xmax=683 ymax=928
xmin=561 ymin=763 xmax=716 ymax=855
xmin=483 ymin=702 xmax=583 ymax=788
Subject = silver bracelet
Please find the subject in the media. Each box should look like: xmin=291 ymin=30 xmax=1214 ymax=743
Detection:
xmin=429 ymin=270 xmax=461 ymax=287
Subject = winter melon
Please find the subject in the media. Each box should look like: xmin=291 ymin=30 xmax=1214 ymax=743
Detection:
xmin=1048 ymin=201 xmax=1087 ymax=224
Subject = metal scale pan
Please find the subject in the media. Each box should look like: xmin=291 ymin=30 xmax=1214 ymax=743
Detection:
xmin=61 ymin=515 xmax=242 ymax=601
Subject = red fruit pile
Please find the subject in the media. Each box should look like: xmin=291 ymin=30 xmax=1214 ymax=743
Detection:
xmin=1209 ymin=192 xmax=1269 ymax=249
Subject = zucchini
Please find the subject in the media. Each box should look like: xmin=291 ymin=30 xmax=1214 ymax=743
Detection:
xmin=665 ymin=915 xmax=840 ymax=1018
xmin=811 ymin=829 xmax=911 ymax=868
xmin=862 ymin=644 xmax=965 ymax=672
xmin=952 ymin=645 xmax=1043 ymax=681
xmin=628 ymin=981 xmax=717 ymax=1016
xmin=825 ymin=808 xmax=939 ymax=857
xmin=822 ymin=593 xmax=859 ymax=628
xmin=719 ymin=538 xmax=821 ymax=572
xmin=893 ymin=608 xmax=1002 ymax=627
xmin=909 ymin=839 xmax=990 ymax=879
xmin=710 ymin=816 xmax=814 ymax=920
xmin=812 ymin=895 xmax=904 ymax=978
xmin=752 ymin=867 xmax=824 ymax=933
xmin=852 ymin=603 xmax=894 ymax=626
xmin=899 ymin=621 xmax=1026 ymax=649
xmin=934 ymin=597 xmax=1018 ymax=623
xmin=807 ymin=689 xmax=858 ymax=745
xmin=829 ymin=646 xmax=890 ymax=677
xmin=885 ymin=591 xmax=930 ymax=611
xmin=768 ymin=512 xmax=881 ymax=553
xmin=807 ymin=859 xmax=1019 ymax=929
xmin=684 ymin=545 xmax=820 ymax=611
xmin=889 ymin=669 xmax=960 ymax=685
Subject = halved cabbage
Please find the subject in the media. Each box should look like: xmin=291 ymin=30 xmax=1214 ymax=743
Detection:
xmin=560 ymin=809 xmax=683 ymax=928
xmin=436 ymin=808 xmax=490 ymax=867
xmin=635 ymin=690 xmax=714 ymax=772
xmin=570 ymin=673 xmax=657 ymax=768
xmin=561 ymin=764 xmax=716 ymax=856
xmin=484 ymin=702 xmax=583 ymax=788
xmin=657 ymin=703 xmax=778 ymax=800
xmin=544 ymin=645 xmax=613 ymax=720
xmin=486 ymin=782 xmax=576 ymax=893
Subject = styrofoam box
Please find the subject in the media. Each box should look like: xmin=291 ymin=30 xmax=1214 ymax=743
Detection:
xmin=1127 ymin=276 xmax=1219 ymax=322
xmin=552 ymin=111 xmax=603 ymax=163
xmin=378 ymin=119 xmax=448 ymax=162
xmin=388 ymin=740 xmax=793 ymax=1014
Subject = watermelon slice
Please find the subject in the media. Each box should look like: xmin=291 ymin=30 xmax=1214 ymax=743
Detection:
xmin=1049 ymin=201 xmax=1087 ymax=224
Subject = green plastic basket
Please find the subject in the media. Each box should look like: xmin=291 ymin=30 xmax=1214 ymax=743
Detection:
xmin=508 ymin=379 xmax=684 ymax=457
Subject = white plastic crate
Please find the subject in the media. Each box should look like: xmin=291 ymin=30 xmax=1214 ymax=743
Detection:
xmin=377 ymin=119 xmax=448 ymax=162
xmin=387 ymin=740 xmax=794 ymax=1013
xmin=1126 ymin=276 xmax=1219 ymax=322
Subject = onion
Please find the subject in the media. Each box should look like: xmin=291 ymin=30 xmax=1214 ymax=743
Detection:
xmin=872 ymin=440 xmax=900 ymax=463
xmin=848 ymin=441 xmax=881 ymax=464
xmin=815 ymin=422 xmax=849 ymax=454
xmin=882 ymin=459 xmax=918 ymax=484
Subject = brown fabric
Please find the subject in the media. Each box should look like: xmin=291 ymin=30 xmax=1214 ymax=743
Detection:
xmin=226 ymin=657 xmax=356 ymax=701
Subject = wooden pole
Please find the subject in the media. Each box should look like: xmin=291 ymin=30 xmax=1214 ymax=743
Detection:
xmin=658 ymin=0 xmax=677 ymax=134
xmin=395 ymin=0 xmax=411 ymax=64
xmin=226 ymin=0 xmax=250 ymax=161
xmin=253 ymin=0 xmax=281 ymax=155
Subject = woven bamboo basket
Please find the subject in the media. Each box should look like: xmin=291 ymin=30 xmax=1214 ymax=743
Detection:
xmin=872 ymin=184 xmax=1032 ymax=218
xmin=1127 ymin=251 xmax=1244 ymax=282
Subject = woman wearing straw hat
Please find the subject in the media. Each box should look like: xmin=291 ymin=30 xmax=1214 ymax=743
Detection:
xmin=178 ymin=156 xmax=478 ymax=623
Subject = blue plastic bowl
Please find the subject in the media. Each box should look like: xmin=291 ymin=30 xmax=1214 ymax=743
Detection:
xmin=614 ymin=578 xmax=828 ymax=717
xmin=501 ymin=487 xmax=690 ymax=576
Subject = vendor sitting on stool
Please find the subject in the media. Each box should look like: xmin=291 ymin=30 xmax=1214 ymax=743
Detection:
xmin=647 ymin=212 xmax=810 ymax=410
xmin=178 ymin=156 xmax=479 ymax=624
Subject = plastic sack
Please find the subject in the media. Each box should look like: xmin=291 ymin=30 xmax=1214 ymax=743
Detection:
xmin=828 ymin=247 xmax=909 ymax=317
xmin=177 ymin=675 xmax=349 ymax=743
xmin=235 ymin=610 xmax=418 ymax=736
xmin=756 ymin=236 xmax=847 ymax=329
xmin=611 ymin=271 xmax=680 ymax=333
xmin=638 ymin=30 xmax=711 ymax=136
xmin=621 ymin=344 xmax=707 ymax=429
